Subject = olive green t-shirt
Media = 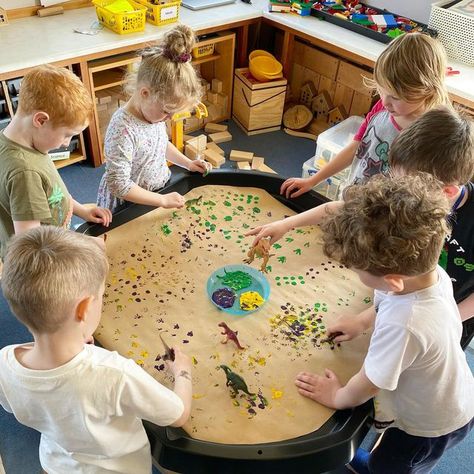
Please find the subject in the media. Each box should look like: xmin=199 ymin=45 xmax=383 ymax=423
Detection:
xmin=0 ymin=132 xmax=72 ymax=257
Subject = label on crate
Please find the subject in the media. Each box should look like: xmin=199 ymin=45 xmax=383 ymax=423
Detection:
xmin=160 ymin=5 xmax=178 ymax=20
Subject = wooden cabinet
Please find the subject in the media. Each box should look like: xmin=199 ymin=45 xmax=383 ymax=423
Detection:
xmin=85 ymin=31 xmax=235 ymax=165
xmin=0 ymin=71 xmax=87 ymax=170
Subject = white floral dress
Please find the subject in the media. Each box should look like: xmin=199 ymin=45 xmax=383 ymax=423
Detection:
xmin=97 ymin=108 xmax=170 ymax=213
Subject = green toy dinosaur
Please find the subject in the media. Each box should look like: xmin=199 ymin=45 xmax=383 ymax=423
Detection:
xmin=219 ymin=364 xmax=255 ymax=397
xmin=185 ymin=195 xmax=203 ymax=209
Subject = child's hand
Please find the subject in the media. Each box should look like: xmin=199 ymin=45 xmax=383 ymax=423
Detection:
xmin=159 ymin=192 xmax=185 ymax=209
xmin=245 ymin=220 xmax=290 ymax=246
xmin=280 ymin=177 xmax=314 ymax=199
xmin=165 ymin=347 xmax=192 ymax=380
xmin=327 ymin=314 xmax=368 ymax=342
xmin=189 ymin=159 xmax=212 ymax=176
xmin=295 ymin=369 xmax=342 ymax=408
xmin=84 ymin=206 xmax=112 ymax=227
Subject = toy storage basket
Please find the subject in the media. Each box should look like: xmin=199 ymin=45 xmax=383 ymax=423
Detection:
xmin=429 ymin=1 xmax=474 ymax=66
xmin=192 ymin=43 xmax=215 ymax=59
xmin=136 ymin=0 xmax=181 ymax=26
xmin=93 ymin=0 xmax=147 ymax=35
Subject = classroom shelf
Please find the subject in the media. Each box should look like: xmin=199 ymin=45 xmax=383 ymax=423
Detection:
xmin=54 ymin=151 xmax=86 ymax=169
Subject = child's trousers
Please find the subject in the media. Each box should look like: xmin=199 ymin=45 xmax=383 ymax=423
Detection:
xmin=369 ymin=418 xmax=474 ymax=473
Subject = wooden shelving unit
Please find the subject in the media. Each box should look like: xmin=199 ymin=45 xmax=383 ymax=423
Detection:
xmin=85 ymin=31 xmax=235 ymax=165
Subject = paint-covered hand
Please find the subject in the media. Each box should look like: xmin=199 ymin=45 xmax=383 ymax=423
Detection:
xmin=166 ymin=347 xmax=192 ymax=380
xmin=189 ymin=159 xmax=212 ymax=176
xmin=328 ymin=314 xmax=368 ymax=342
xmin=280 ymin=177 xmax=314 ymax=199
xmin=84 ymin=206 xmax=112 ymax=227
xmin=245 ymin=219 xmax=291 ymax=246
xmin=295 ymin=369 xmax=342 ymax=409
xmin=159 ymin=192 xmax=185 ymax=209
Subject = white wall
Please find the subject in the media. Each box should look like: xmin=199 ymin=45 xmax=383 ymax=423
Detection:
xmin=366 ymin=0 xmax=435 ymax=24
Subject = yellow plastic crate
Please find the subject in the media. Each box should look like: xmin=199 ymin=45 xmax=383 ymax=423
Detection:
xmin=192 ymin=43 xmax=215 ymax=59
xmin=93 ymin=0 xmax=147 ymax=35
xmin=136 ymin=0 xmax=181 ymax=26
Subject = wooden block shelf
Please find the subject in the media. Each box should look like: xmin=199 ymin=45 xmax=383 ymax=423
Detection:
xmin=54 ymin=151 xmax=87 ymax=169
xmin=93 ymin=69 xmax=128 ymax=92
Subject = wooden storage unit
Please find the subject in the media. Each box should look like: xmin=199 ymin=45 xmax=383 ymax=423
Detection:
xmin=0 ymin=73 xmax=87 ymax=169
xmin=86 ymin=31 xmax=235 ymax=163
xmin=232 ymin=68 xmax=287 ymax=135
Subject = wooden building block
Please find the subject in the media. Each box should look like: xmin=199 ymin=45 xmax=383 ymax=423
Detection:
xmin=206 ymin=142 xmax=225 ymax=155
xmin=237 ymin=161 xmax=251 ymax=170
xmin=328 ymin=106 xmax=348 ymax=127
xmin=216 ymin=93 xmax=227 ymax=106
xmin=311 ymin=90 xmax=333 ymax=119
xmin=183 ymin=134 xmax=194 ymax=143
xmin=185 ymin=143 xmax=200 ymax=160
xmin=251 ymin=156 xmax=265 ymax=170
xmin=205 ymin=122 xmax=228 ymax=134
xmin=293 ymin=41 xmax=339 ymax=81
xmin=336 ymin=61 xmax=372 ymax=95
xmin=318 ymin=76 xmax=337 ymax=102
xmin=212 ymin=78 xmax=223 ymax=93
xmin=300 ymin=81 xmax=317 ymax=108
xmin=206 ymin=104 xmax=220 ymax=122
xmin=308 ymin=117 xmax=330 ymax=136
xmin=195 ymin=134 xmax=207 ymax=152
xmin=230 ymin=150 xmax=254 ymax=162
xmin=183 ymin=116 xmax=200 ymax=132
xmin=333 ymin=83 xmax=354 ymax=114
xmin=203 ymin=149 xmax=225 ymax=167
xmin=259 ymin=163 xmax=277 ymax=174
xmin=350 ymin=92 xmax=373 ymax=117
xmin=209 ymin=131 xmax=232 ymax=144
xmin=208 ymin=91 xmax=218 ymax=104
xmin=96 ymin=90 xmax=112 ymax=105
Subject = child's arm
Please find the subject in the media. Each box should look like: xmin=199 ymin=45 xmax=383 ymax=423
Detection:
xmin=165 ymin=142 xmax=211 ymax=175
xmin=72 ymin=200 xmax=112 ymax=227
xmin=246 ymin=200 xmax=343 ymax=245
xmin=13 ymin=220 xmax=41 ymax=234
xmin=458 ymin=293 xmax=474 ymax=322
xmin=280 ymin=140 xmax=359 ymax=199
xmin=295 ymin=366 xmax=379 ymax=410
xmin=123 ymin=186 xmax=185 ymax=209
xmin=327 ymin=305 xmax=376 ymax=342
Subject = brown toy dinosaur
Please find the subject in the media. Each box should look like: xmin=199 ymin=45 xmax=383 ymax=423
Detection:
xmin=218 ymin=322 xmax=245 ymax=350
xmin=244 ymin=237 xmax=274 ymax=273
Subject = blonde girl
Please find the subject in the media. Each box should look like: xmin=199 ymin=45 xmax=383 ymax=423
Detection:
xmin=97 ymin=25 xmax=211 ymax=213
xmin=281 ymin=33 xmax=450 ymax=199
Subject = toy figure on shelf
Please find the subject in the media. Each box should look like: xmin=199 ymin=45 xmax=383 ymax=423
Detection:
xmin=218 ymin=322 xmax=245 ymax=350
xmin=244 ymin=236 xmax=274 ymax=273
xmin=219 ymin=365 xmax=255 ymax=397
xmin=185 ymin=195 xmax=202 ymax=209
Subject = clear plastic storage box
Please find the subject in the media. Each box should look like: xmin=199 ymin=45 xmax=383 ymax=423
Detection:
xmin=302 ymin=158 xmax=346 ymax=201
xmin=313 ymin=115 xmax=364 ymax=179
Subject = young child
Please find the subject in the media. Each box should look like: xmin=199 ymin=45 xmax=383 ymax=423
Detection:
xmin=281 ymin=33 xmax=449 ymax=199
xmin=247 ymin=107 xmax=474 ymax=349
xmin=0 ymin=65 xmax=111 ymax=257
xmin=294 ymin=174 xmax=474 ymax=473
xmin=0 ymin=226 xmax=192 ymax=474
xmin=97 ymin=24 xmax=211 ymax=213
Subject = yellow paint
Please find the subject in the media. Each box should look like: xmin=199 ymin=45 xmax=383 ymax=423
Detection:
xmin=271 ymin=388 xmax=283 ymax=399
xmin=285 ymin=409 xmax=294 ymax=417
xmin=192 ymin=394 xmax=205 ymax=399
xmin=131 ymin=341 xmax=139 ymax=348
xmin=240 ymin=291 xmax=264 ymax=311
xmin=249 ymin=355 xmax=266 ymax=366
xmin=192 ymin=356 xmax=198 ymax=365
xmin=127 ymin=351 xmax=134 ymax=356
xmin=125 ymin=267 xmax=139 ymax=280
xmin=140 ymin=350 xmax=149 ymax=358
xmin=136 ymin=359 xmax=144 ymax=366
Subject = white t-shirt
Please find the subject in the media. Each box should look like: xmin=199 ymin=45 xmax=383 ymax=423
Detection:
xmin=365 ymin=266 xmax=474 ymax=437
xmin=0 ymin=344 xmax=184 ymax=474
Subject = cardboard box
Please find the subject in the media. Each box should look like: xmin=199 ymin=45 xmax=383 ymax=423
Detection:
xmin=232 ymin=68 xmax=287 ymax=135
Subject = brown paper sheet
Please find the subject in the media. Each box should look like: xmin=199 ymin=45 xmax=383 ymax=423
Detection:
xmin=97 ymin=185 xmax=372 ymax=444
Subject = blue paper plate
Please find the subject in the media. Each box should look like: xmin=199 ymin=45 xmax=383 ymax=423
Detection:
xmin=206 ymin=264 xmax=270 ymax=315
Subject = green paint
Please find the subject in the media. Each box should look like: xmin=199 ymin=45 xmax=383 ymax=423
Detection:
xmin=210 ymin=214 xmax=217 ymax=220
xmin=363 ymin=296 xmax=372 ymax=304
xmin=224 ymin=216 xmax=232 ymax=221
xmin=277 ymin=256 xmax=286 ymax=264
xmin=285 ymin=237 xmax=294 ymax=243
xmin=242 ymin=223 xmax=250 ymax=229
xmin=294 ymin=249 xmax=302 ymax=255
xmin=237 ymin=206 xmax=244 ymax=211
xmin=273 ymin=243 xmax=282 ymax=250
xmin=216 ymin=270 xmax=252 ymax=291
xmin=161 ymin=224 xmax=172 ymax=235
xmin=224 ymin=201 xmax=231 ymax=207
xmin=252 ymin=207 xmax=261 ymax=214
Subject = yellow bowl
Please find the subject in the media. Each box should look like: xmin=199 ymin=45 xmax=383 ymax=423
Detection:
xmin=249 ymin=56 xmax=283 ymax=82
xmin=249 ymin=49 xmax=276 ymax=61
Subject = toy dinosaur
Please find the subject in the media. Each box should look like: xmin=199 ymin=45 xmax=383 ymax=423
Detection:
xmin=218 ymin=322 xmax=245 ymax=350
xmin=244 ymin=237 xmax=274 ymax=273
xmin=219 ymin=365 xmax=255 ymax=397
xmin=185 ymin=195 xmax=202 ymax=209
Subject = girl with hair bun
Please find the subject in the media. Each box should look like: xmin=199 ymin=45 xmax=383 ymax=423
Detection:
xmin=97 ymin=24 xmax=210 ymax=213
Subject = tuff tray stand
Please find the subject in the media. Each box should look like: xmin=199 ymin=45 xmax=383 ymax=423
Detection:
xmin=77 ymin=170 xmax=374 ymax=474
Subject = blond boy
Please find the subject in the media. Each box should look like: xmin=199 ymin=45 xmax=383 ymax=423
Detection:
xmin=0 ymin=65 xmax=111 ymax=257
xmin=295 ymin=174 xmax=474 ymax=473
xmin=0 ymin=226 xmax=192 ymax=473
